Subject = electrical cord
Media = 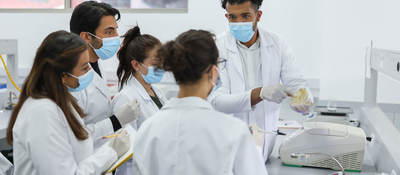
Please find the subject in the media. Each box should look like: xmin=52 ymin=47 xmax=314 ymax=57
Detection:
xmin=0 ymin=53 xmax=21 ymax=92
xmin=291 ymin=152 xmax=345 ymax=175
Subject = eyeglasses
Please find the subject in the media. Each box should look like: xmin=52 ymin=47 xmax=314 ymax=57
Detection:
xmin=217 ymin=58 xmax=227 ymax=70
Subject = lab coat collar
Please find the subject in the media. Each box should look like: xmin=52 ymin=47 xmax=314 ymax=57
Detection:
xmin=127 ymin=76 xmax=151 ymax=101
xmin=163 ymin=97 xmax=212 ymax=111
xmin=226 ymin=28 xmax=274 ymax=53
xmin=236 ymin=38 xmax=260 ymax=50
xmin=127 ymin=76 xmax=163 ymax=102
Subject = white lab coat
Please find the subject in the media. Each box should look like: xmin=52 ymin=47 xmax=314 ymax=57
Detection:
xmin=112 ymin=76 xmax=167 ymax=130
xmin=72 ymin=71 xmax=113 ymax=125
xmin=210 ymin=28 xmax=308 ymax=162
xmin=0 ymin=153 xmax=12 ymax=175
xmin=12 ymin=97 xmax=118 ymax=175
xmin=71 ymin=70 xmax=115 ymax=147
xmin=130 ymin=97 xmax=268 ymax=175
xmin=112 ymin=77 xmax=167 ymax=175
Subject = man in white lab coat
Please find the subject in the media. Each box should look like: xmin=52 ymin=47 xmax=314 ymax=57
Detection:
xmin=210 ymin=0 xmax=313 ymax=162
xmin=69 ymin=1 xmax=140 ymax=143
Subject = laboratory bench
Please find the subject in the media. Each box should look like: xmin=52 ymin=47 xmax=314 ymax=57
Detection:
xmin=0 ymin=109 xmax=11 ymax=150
xmin=265 ymin=99 xmax=399 ymax=175
xmin=0 ymin=98 xmax=399 ymax=174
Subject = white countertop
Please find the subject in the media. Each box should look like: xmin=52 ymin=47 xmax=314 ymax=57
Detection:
xmin=0 ymin=109 xmax=11 ymax=139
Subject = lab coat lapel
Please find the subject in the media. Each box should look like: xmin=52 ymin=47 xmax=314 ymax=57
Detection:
xmin=130 ymin=77 xmax=159 ymax=111
xmin=226 ymin=32 xmax=246 ymax=92
xmin=259 ymin=29 xmax=281 ymax=132
xmin=92 ymin=72 xmax=111 ymax=100
xmin=259 ymin=29 xmax=277 ymax=87
xmin=152 ymin=85 xmax=167 ymax=106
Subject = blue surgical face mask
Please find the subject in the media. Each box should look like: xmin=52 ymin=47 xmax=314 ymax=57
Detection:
xmin=67 ymin=69 xmax=94 ymax=92
xmin=89 ymin=33 xmax=120 ymax=60
xmin=212 ymin=76 xmax=222 ymax=92
xmin=229 ymin=22 xmax=255 ymax=42
xmin=141 ymin=65 xmax=165 ymax=84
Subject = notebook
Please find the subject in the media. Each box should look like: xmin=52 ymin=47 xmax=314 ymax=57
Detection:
xmin=104 ymin=125 xmax=137 ymax=174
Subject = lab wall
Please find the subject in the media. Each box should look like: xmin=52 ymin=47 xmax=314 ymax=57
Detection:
xmin=317 ymin=0 xmax=400 ymax=103
xmin=1 ymin=0 xmax=400 ymax=103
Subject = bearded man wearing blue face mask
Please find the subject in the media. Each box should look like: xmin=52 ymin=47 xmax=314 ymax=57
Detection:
xmin=208 ymin=0 xmax=314 ymax=163
xmin=69 ymin=1 xmax=141 ymax=149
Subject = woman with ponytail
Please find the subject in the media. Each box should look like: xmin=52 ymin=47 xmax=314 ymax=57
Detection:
xmin=112 ymin=26 xmax=167 ymax=175
xmin=129 ymin=30 xmax=269 ymax=175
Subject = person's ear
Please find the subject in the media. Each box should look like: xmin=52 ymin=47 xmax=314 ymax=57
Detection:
xmin=61 ymin=73 xmax=69 ymax=85
xmin=79 ymin=32 xmax=91 ymax=44
xmin=131 ymin=59 xmax=141 ymax=72
xmin=62 ymin=73 xmax=78 ymax=88
xmin=211 ymin=65 xmax=218 ymax=82
xmin=225 ymin=13 xmax=230 ymax=20
xmin=82 ymin=32 xmax=102 ymax=48
xmin=256 ymin=10 xmax=262 ymax=22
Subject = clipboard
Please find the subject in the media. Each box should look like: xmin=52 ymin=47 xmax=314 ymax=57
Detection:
xmin=103 ymin=125 xmax=137 ymax=174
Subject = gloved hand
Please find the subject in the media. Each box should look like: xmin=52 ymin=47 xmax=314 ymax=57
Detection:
xmin=259 ymin=84 xmax=289 ymax=103
xmin=249 ymin=124 xmax=264 ymax=149
xmin=290 ymin=88 xmax=313 ymax=115
xmin=115 ymin=99 xmax=141 ymax=126
xmin=108 ymin=130 xmax=131 ymax=158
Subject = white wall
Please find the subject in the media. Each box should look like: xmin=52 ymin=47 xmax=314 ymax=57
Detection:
xmin=0 ymin=0 xmax=320 ymax=74
xmin=317 ymin=0 xmax=400 ymax=103
xmin=2 ymin=0 xmax=400 ymax=103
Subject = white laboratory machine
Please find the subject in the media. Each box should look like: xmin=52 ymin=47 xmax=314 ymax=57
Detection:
xmin=271 ymin=44 xmax=400 ymax=175
xmin=279 ymin=122 xmax=366 ymax=172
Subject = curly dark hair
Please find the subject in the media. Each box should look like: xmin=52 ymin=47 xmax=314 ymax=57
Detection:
xmin=158 ymin=30 xmax=219 ymax=85
xmin=221 ymin=0 xmax=263 ymax=10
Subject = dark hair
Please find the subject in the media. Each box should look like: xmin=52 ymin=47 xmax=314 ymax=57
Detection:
xmin=70 ymin=1 xmax=121 ymax=35
xmin=7 ymin=31 xmax=89 ymax=145
xmin=158 ymin=30 xmax=219 ymax=84
xmin=221 ymin=0 xmax=263 ymax=10
xmin=117 ymin=26 xmax=161 ymax=90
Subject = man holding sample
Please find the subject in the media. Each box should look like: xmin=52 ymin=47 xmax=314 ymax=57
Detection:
xmin=209 ymin=0 xmax=313 ymax=162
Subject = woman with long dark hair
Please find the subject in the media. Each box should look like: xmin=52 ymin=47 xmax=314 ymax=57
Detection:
xmin=7 ymin=31 xmax=131 ymax=175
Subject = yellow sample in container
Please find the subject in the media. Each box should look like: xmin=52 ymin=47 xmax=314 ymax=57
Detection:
xmin=290 ymin=88 xmax=311 ymax=106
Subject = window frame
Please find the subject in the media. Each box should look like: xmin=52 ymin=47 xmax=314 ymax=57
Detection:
xmin=0 ymin=0 xmax=188 ymax=13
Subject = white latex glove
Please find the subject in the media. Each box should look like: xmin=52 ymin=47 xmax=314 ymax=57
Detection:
xmin=259 ymin=84 xmax=288 ymax=103
xmin=115 ymin=99 xmax=141 ymax=126
xmin=108 ymin=130 xmax=131 ymax=158
xmin=290 ymin=88 xmax=313 ymax=115
xmin=249 ymin=124 xmax=264 ymax=149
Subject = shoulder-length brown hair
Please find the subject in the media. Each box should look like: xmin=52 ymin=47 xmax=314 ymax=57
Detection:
xmin=7 ymin=30 xmax=89 ymax=145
